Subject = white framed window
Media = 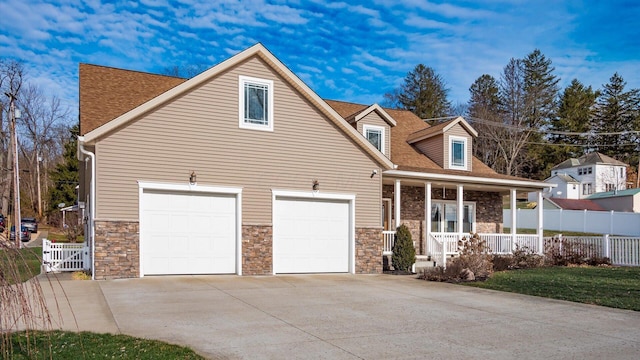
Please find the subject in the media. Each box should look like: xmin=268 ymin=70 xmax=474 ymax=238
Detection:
xmin=582 ymin=183 xmax=593 ymax=195
xmin=363 ymin=124 xmax=385 ymax=154
xmin=449 ymin=136 xmax=467 ymax=170
xmin=431 ymin=201 xmax=475 ymax=233
xmin=239 ymin=76 xmax=274 ymax=131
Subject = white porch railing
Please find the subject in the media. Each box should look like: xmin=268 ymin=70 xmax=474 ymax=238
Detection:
xmin=43 ymin=239 xmax=90 ymax=272
xmin=382 ymin=231 xmax=396 ymax=255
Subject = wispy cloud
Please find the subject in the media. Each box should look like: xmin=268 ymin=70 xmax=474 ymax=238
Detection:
xmin=0 ymin=0 xmax=638 ymax=122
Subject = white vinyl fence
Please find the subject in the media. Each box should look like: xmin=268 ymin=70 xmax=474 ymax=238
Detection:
xmin=504 ymin=209 xmax=640 ymax=237
xmin=42 ymin=239 xmax=90 ymax=272
xmin=545 ymin=235 xmax=640 ymax=267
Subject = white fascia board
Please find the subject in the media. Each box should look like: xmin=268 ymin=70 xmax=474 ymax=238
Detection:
xmin=443 ymin=117 xmax=479 ymax=137
xmin=384 ymin=169 xmax=555 ymax=190
xmin=354 ymin=104 xmax=397 ymax=126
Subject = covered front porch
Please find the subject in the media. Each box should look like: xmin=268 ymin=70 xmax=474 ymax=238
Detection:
xmin=381 ymin=171 xmax=549 ymax=267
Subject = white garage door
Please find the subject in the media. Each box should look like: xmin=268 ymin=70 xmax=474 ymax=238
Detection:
xmin=141 ymin=190 xmax=236 ymax=275
xmin=274 ymin=197 xmax=350 ymax=273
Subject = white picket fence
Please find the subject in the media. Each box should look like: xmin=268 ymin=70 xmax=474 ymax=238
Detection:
xmin=42 ymin=239 xmax=90 ymax=272
xmin=504 ymin=208 xmax=640 ymax=236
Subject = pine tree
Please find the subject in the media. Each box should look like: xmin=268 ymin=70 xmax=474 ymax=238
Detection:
xmin=521 ymin=49 xmax=560 ymax=179
xmin=384 ymin=64 xmax=452 ymax=123
xmin=48 ymin=125 xmax=78 ymax=213
xmin=592 ymin=73 xmax=640 ymax=166
xmin=467 ymin=74 xmax=503 ymax=170
xmin=544 ymin=79 xmax=598 ymax=172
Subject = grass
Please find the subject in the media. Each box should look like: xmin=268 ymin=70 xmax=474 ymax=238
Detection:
xmin=465 ymin=266 xmax=640 ymax=311
xmin=4 ymin=330 xmax=205 ymax=359
xmin=502 ymin=228 xmax=604 ymax=237
xmin=0 ymin=246 xmax=43 ymax=284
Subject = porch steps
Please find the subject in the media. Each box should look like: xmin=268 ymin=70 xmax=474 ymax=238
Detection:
xmin=413 ymin=255 xmax=438 ymax=273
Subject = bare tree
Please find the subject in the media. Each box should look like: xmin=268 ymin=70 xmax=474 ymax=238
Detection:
xmin=18 ymin=83 xmax=70 ymax=217
xmin=0 ymin=60 xmax=25 ymax=217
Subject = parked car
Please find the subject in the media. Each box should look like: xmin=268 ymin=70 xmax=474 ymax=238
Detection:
xmin=0 ymin=214 xmax=4 ymax=232
xmin=10 ymin=225 xmax=30 ymax=242
xmin=21 ymin=217 xmax=38 ymax=233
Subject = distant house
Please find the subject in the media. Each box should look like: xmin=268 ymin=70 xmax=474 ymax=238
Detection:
xmin=549 ymin=152 xmax=628 ymax=198
xmin=530 ymin=153 xmax=628 ymax=203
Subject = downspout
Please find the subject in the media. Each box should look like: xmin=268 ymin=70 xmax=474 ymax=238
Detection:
xmin=78 ymin=136 xmax=96 ymax=280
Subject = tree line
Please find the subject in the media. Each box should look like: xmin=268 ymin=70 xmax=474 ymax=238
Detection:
xmin=0 ymin=59 xmax=76 ymax=224
xmin=384 ymin=50 xmax=640 ymax=181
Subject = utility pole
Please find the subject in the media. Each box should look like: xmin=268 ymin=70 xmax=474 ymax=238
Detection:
xmin=6 ymin=92 xmax=21 ymax=248
xmin=37 ymin=154 xmax=42 ymax=217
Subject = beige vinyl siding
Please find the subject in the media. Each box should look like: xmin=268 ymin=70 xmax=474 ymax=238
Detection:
xmin=95 ymin=56 xmax=382 ymax=227
xmin=444 ymin=123 xmax=472 ymax=171
xmin=356 ymin=112 xmax=390 ymax=158
xmin=414 ymin=134 xmax=444 ymax=168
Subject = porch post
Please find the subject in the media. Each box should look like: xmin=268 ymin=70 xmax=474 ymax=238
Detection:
xmin=537 ymin=190 xmax=544 ymax=254
xmin=394 ymin=179 xmax=401 ymax=229
xmin=457 ymin=185 xmax=464 ymax=237
xmin=425 ymin=182 xmax=432 ymax=255
xmin=510 ymin=188 xmax=517 ymax=252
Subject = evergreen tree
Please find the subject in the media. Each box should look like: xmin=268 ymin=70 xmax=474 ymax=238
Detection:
xmin=544 ymin=79 xmax=598 ymax=172
xmin=521 ymin=49 xmax=560 ymax=179
xmin=592 ymin=73 xmax=640 ymax=166
xmin=48 ymin=125 xmax=78 ymax=213
xmin=384 ymin=64 xmax=452 ymax=123
xmin=467 ymin=74 xmax=503 ymax=170
xmin=391 ymin=224 xmax=416 ymax=272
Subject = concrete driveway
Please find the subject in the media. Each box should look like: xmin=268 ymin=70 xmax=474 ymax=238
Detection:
xmin=37 ymin=274 xmax=640 ymax=359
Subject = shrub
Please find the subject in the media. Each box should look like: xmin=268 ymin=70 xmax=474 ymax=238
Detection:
xmin=454 ymin=233 xmax=493 ymax=279
xmin=511 ymin=245 xmax=545 ymax=269
xmin=421 ymin=233 xmax=493 ymax=282
xmin=391 ymin=224 xmax=416 ymax=272
xmin=544 ymin=237 xmax=611 ymax=266
xmin=491 ymin=255 xmax=513 ymax=272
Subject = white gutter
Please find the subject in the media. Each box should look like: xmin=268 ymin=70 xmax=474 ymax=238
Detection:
xmin=78 ymin=136 xmax=96 ymax=280
xmin=384 ymin=169 xmax=556 ymax=190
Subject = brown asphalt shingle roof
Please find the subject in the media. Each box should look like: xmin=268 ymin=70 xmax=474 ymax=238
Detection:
xmin=552 ymin=152 xmax=628 ymax=170
xmin=79 ymin=64 xmax=186 ymax=135
xmin=325 ymin=99 xmax=527 ymax=181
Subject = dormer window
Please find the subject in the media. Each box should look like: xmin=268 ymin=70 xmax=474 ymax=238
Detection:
xmin=449 ymin=136 xmax=467 ymax=170
xmin=239 ymin=76 xmax=273 ymax=131
xmin=363 ymin=124 xmax=385 ymax=154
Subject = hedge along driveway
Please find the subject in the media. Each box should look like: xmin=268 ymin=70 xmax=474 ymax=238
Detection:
xmin=39 ymin=274 xmax=635 ymax=359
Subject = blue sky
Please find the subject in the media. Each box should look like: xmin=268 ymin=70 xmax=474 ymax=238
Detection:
xmin=1 ymin=0 xmax=639 ymax=120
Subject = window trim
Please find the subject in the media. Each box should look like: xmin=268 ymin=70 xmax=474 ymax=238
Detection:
xmin=448 ymin=135 xmax=468 ymax=170
xmin=363 ymin=124 xmax=385 ymax=155
xmin=238 ymin=75 xmax=274 ymax=132
xmin=430 ymin=200 xmax=476 ymax=233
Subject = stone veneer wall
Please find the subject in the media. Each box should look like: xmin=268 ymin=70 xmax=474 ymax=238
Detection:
xmin=94 ymin=220 xmax=139 ymax=279
xmin=242 ymin=225 xmax=273 ymax=275
xmin=383 ymin=185 xmax=504 ymax=244
xmin=355 ymin=227 xmax=383 ymax=273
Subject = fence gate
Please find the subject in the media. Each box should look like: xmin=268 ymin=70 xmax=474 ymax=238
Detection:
xmin=42 ymin=239 xmax=90 ymax=272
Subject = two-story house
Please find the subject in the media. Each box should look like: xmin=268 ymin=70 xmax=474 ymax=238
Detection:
xmin=544 ymin=152 xmax=628 ymax=199
xmin=78 ymin=43 xmax=551 ymax=279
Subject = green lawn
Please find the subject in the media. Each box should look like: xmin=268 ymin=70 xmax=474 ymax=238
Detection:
xmin=503 ymin=228 xmax=603 ymax=237
xmin=465 ymin=266 xmax=640 ymax=311
xmin=4 ymin=330 xmax=205 ymax=359
xmin=0 ymin=246 xmax=43 ymax=285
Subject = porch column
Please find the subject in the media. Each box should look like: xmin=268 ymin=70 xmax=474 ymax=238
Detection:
xmin=394 ymin=179 xmax=401 ymax=229
xmin=425 ymin=182 xmax=432 ymax=255
xmin=510 ymin=188 xmax=517 ymax=251
xmin=537 ymin=190 xmax=544 ymax=254
xmin=457 ymin=185 xmax=464 ymax=236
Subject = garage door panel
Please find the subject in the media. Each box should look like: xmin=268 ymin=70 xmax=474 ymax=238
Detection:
xmin=142 ymin=190 xmax=237 ymax=275
xmin=275 ymin=197 xmax=350 ymax=274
